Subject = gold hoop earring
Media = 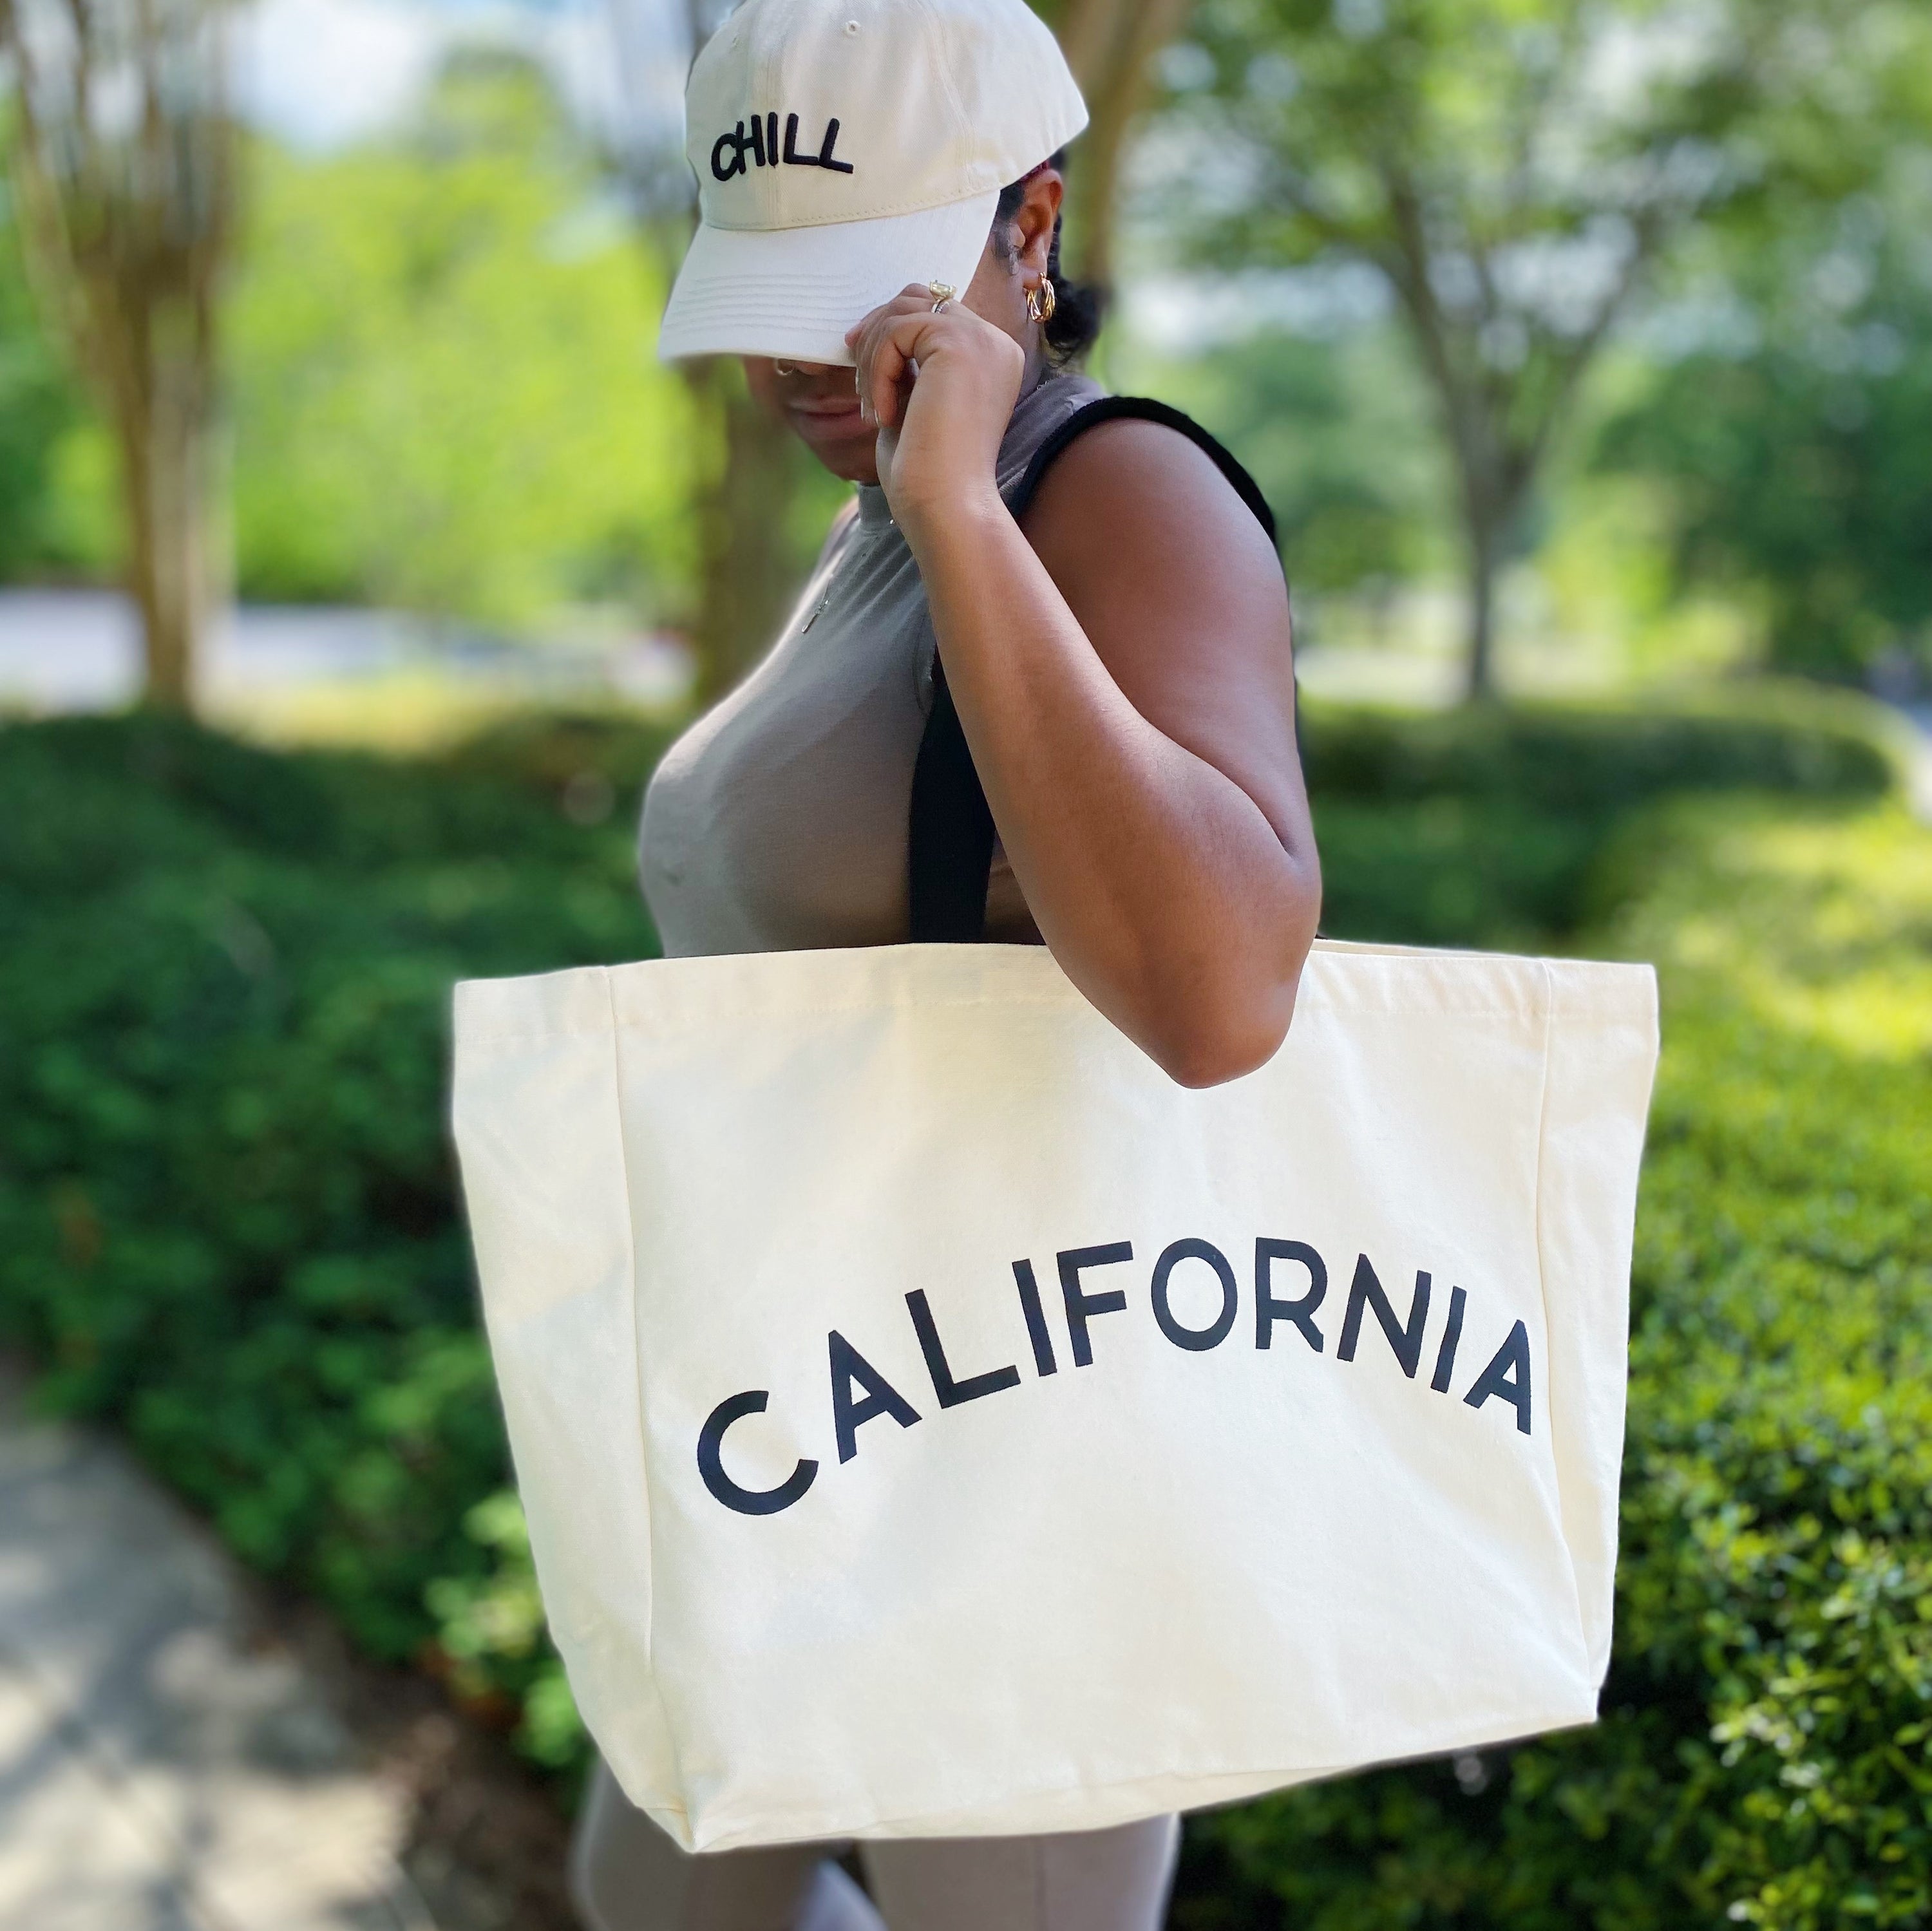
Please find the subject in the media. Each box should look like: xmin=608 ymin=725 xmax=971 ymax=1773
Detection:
xmin=772 ymin=360 xmax=799 ymax=377
xmin=1025 ymin=278 xmax=1056 ymax=326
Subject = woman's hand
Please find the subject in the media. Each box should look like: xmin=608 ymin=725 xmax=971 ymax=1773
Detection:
xmin=845 ymin=285 xmax=1025 ymax=533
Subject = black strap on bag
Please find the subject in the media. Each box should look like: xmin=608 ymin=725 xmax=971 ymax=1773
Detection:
xmin=906 ymin=396 xmax=1284 ymax=943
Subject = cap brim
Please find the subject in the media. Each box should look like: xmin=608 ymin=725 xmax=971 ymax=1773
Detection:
xmin=656 ymin=190 xmax=1001 ymax=365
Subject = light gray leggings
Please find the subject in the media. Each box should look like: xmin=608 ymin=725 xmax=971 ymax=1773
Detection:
xmin=569 ymin=1760 xmax=1180 ymax=1931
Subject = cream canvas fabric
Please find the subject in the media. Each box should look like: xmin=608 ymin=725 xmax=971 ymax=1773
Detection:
xmin=450 ymin=937 xmax=1658 ymax=1853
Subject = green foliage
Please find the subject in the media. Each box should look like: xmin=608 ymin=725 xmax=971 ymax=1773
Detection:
xmin=3 ymin=58 xmax=701 ymax=616
xmin=1305 ymin=688 xmax=1895 ymax=947
xmin=1171 ymin=0 xmax=1739 ymax=254
xmin=1148 ymin=0 xmax=1821 ymax=617
xmin=227 ymin=52 xmax=694 ymax=625
xmin=1145 ymin=0 xmax=1930 ymax=692
xmin=426 ymin=1489 xmax=588 ymax=1768
xmin=1595 ymin=180 xmax=1932 ymax=680
xmin=0 ymin=712 xmax=656 ymax=1665
xmin=1125 ymin=327 xmax=1450 ymax=595
xmin=1178 ymin=800 xmax=1932 ymax=1929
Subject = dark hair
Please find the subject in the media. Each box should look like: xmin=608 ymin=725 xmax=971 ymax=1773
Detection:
xmin=992 ymin=149 xmax=1106 ymax=364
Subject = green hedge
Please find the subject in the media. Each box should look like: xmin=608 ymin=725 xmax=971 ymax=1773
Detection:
xmin=2 ymin=691 xmax=1921 ymax=1890
xmin=0 ymin=714 xmax=656 ymax=1672
xmin=1302 ymin=688 xmax=1896 ymax=948
xmin=1178 ymin=800 xmax=1932 ymax=1929
xmin=1303 ymin=689 xmax=1895 ymax=809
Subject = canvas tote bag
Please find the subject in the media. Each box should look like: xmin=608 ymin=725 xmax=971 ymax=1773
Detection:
xmin=450 ymin=404 xmax=1660 ymax=1854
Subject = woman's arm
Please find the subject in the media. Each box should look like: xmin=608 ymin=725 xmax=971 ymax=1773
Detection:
xmin=851 ymin=294 xmax=1321 ymax=1088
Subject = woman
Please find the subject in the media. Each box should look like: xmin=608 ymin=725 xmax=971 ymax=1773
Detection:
xmin=573 ymin=0 xmax=1320 ymax=1922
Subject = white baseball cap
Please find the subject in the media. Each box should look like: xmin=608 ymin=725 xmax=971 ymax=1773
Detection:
xmin=658 ymin=0 xmax=1088 ymax=365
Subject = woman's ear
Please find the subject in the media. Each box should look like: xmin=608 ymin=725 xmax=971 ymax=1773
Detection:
xmin=1012 ymin=167 xmax=1063 ymax=276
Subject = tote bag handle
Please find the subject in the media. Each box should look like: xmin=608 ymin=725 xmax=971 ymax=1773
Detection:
xmin=907 ymin=397 xmax=1283 ymax=944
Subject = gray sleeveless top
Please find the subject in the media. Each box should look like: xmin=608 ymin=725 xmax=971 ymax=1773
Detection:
xmin=639 ymin=370 xmax=1104 ymax=959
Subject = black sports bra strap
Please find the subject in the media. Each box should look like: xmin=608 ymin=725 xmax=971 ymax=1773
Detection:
xmin=1008 ymin=395 xmax=1278 ymax=545
xmin=906 ymin=395 xmax=1281 ymax=944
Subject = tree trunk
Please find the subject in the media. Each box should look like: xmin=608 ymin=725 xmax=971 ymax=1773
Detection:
xmin=616 ymin=0 xmax=808 ymax=711
xmin=681 ymin=357 xmax=802 ymax=705
xmin=1464 ymin=513 xmax=1499 ymax=704
xmin=1055 ymin=0 xmax=1193 ymax=287
xmin=1 ymin=0 xmax=233 ymax=717
xmin=118 ymin=316 xmax=214 ymax=713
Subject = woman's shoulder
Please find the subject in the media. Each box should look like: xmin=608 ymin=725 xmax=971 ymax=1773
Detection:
xmin=1015 ymin=395 xmax=1281 ymax=586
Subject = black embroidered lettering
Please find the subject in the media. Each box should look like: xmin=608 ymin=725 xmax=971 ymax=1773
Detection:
xmin=1337 ymin=1254 xmax=1432 ymax=1379
xmin=697 ymin=1390 xmax=817 ymax=1516
xmin=721 ymin=111 xmax=856 ymax=176
xmin=829 ymin=1330 xmax=920 ymax=1463
xmin=1057 ymin=1242 xmax=1133 ymax=1368
xmin=906 ymin=1290 xmax=1021 ymax=1408
xmin=818 ymin=116 xmax=854 ymax=172
xmin=1255 ymin=1238 xmax=1327 ymax=1352
xmin=1151 ymin=1238 xmax=1238 ymax=1352
xmin=1430 ymin=1285 xmax=1468 ymax=1393
xmin=1012 ymin=1258 xmax=1057 ymax=1376
xmin=710 ymin=122 xmax=749 ymax=180
xmin=1464 ymin=1320 xmax=1533 ymax=1435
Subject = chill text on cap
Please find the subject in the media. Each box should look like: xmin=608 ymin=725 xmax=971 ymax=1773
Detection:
xmin=712 ymin=113 xmax=855 ymax=181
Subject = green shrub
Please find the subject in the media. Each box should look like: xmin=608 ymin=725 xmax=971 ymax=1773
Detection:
xmin=1303 ymin=688 xmax=1897 ymax=948
xmin=0 ymin=713 xmax=654 ymax=1668
xmin=1302 ymin=689 xmax=1896 ymax=813
xmin=1178 ymin=801 xmax=1932 ymax=1930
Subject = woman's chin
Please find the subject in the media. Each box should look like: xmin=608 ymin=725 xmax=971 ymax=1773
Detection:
xmin=791 ymin=412 xmax=878 ymax=484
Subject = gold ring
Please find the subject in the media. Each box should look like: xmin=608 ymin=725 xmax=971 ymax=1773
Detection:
xmin=928 ymin=281 xmax=956 ymax=312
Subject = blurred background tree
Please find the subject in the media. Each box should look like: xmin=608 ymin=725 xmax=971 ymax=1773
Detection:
xmin=1595 ymin=146 xmax=1932 ymax=683
xmin=606 ymin=0 xmax=818 ymax=705
xmin=0 ymin=128 xmax=86 ymax=579
xmin=5 ymin=0 xmax=1929 ymax=710
xmin=1050 ymin=0 xmax=1193 ymax=285
xmin=228 ymin=50 xmax=694 ymax=630
xmin=1132 ymin=323 xmax=1450 ymax=622
xmin=1148 ymin=0 xmax=1922 ymax=698
xmin=1 ymin=0 xmax=235 ymax=710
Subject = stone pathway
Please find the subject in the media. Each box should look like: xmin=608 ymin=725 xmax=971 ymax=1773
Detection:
xmin=0 ymin=1360 xmax=437 ymax=1931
